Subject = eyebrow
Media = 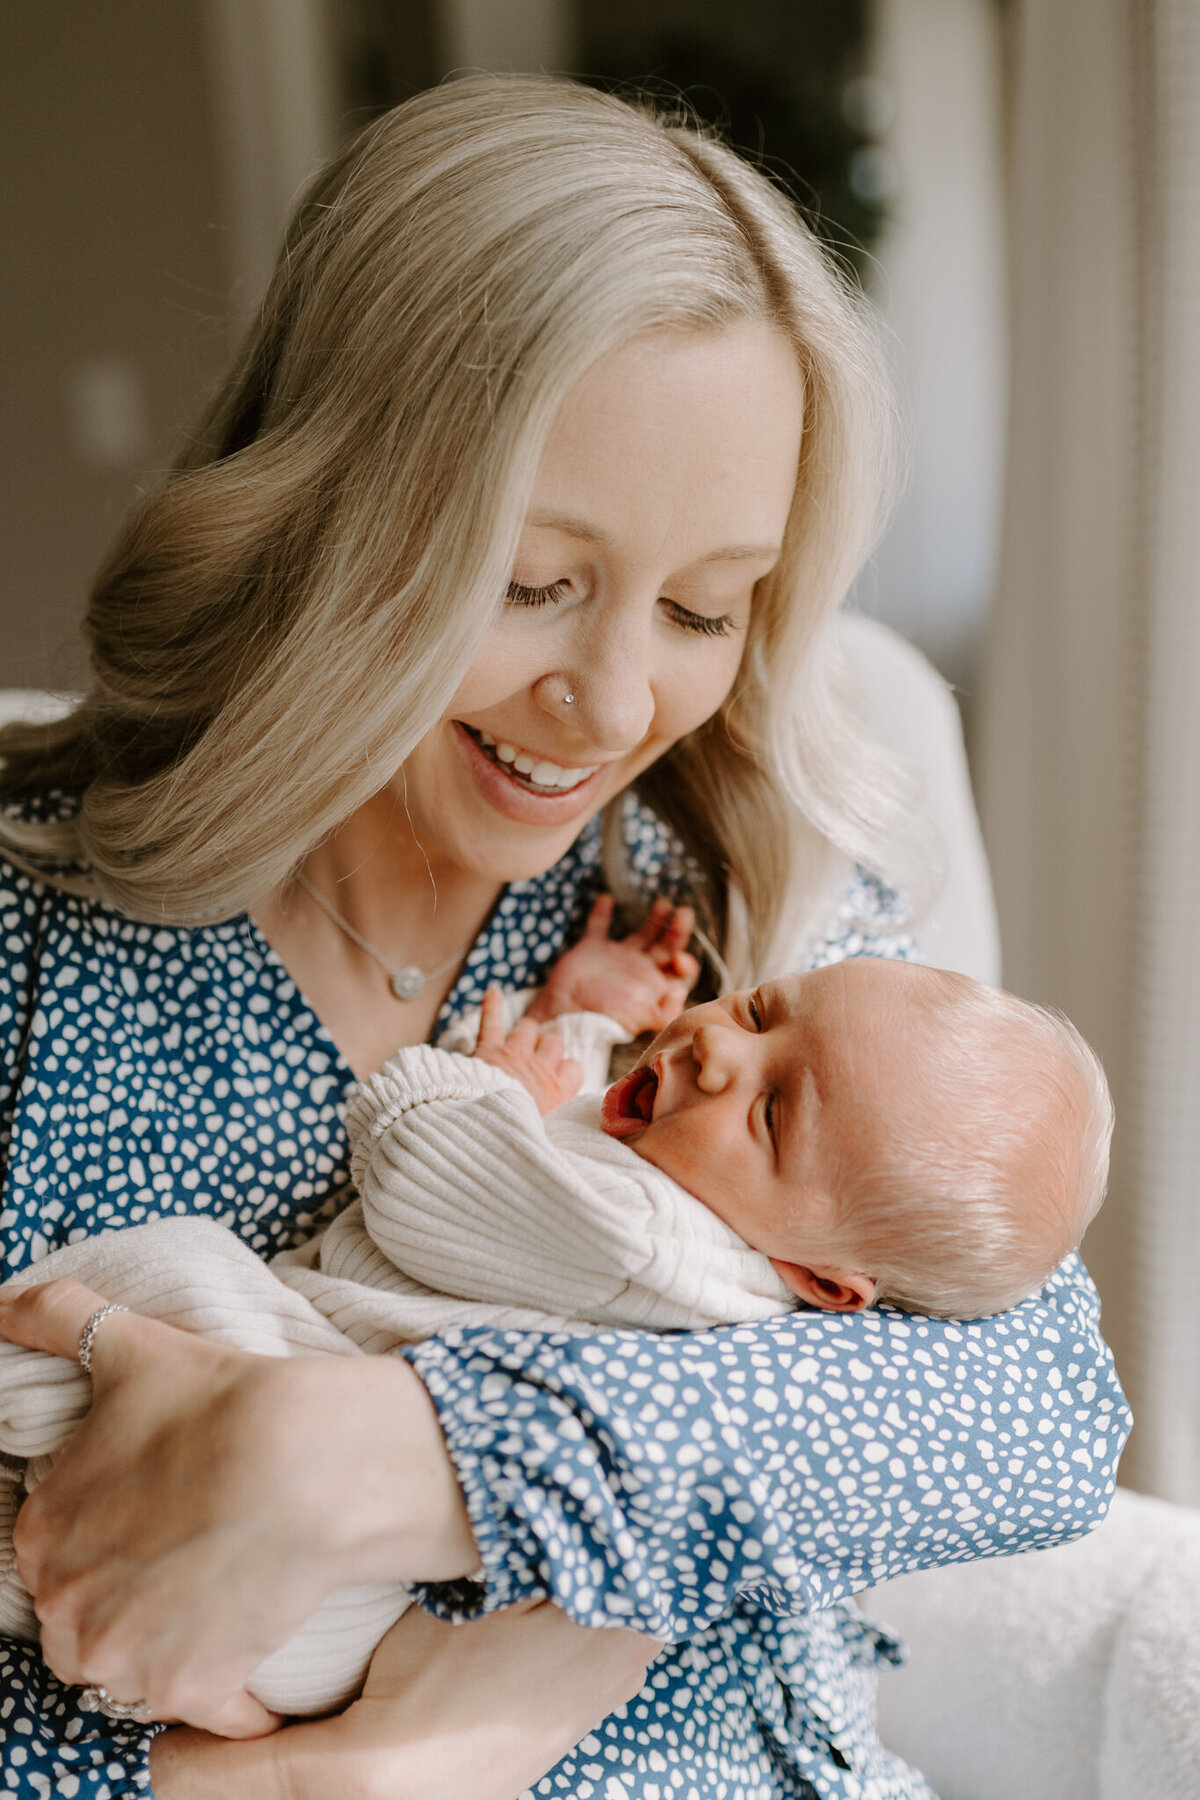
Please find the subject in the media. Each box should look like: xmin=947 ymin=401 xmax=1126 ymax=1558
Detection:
xmin=525 ymin=510 xmax=783 ymax=564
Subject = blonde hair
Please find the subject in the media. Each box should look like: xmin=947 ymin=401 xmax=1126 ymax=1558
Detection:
xmin=0 ymin=75 xmax=913 ymax=977
xmin=830 ymin=972 xmax=1114 ymax=1318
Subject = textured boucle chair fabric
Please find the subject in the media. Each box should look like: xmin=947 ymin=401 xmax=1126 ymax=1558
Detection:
xmin=864 ymin=1484 xmax=1200 ymax=1800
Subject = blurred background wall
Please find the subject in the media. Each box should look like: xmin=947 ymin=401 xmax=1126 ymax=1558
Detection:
xmin=0 ymin=0 xmax=1006 ymax=702
xmin=3 ymin=0 xmax=1197 ymax=1502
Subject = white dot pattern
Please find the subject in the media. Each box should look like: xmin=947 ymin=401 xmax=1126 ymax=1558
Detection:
xmin=0 ymin=798 xmax=1130 ymax=1798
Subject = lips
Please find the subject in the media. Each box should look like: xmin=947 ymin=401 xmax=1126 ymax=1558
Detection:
xmin=600 ymin=1063 xmax=659 ymax=1139
xmin=461 ymin=724 xmax=600 ymax=793
xmin=453 ymin=721 xmax=611 ymax=826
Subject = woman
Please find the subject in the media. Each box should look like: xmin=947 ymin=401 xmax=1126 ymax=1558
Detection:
xmin=0 ymin=76 xmax=1127 ymax=1799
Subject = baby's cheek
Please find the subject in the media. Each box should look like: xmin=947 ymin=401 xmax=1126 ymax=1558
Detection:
xmin=637 ymin=1120 xmax=728 ymax=1210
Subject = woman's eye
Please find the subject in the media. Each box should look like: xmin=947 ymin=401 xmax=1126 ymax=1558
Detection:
xmin=661 ymin=599 xmax=736 ymax=638
xmin=506 ymin=579 xmax=569 ymax=607
xmin=747 ymin=994 xmax=764 ymax=1031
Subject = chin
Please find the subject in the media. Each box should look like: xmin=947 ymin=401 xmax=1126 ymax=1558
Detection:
xmin=454 ymin=809 xmax=605 ymax=887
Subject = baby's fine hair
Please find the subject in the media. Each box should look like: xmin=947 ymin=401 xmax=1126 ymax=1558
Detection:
xmin=839 ymin=972 xmax=1114 ymax=1318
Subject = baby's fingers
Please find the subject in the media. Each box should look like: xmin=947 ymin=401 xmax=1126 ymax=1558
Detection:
xmin=653 ymin=903 xmax=696 ymax=962
xmin=582 ymin=893 xmax=616 ymax=940
xmin=628 ymin=895 xmax=675 ymax=951
xmin=649 ymin=982 xmax=691 ymax=1028
xmin=475 ymin=987 xmax=508 ymax=1053
xmin=532 ymin=1025 xmax=567 ymax=1065
xmin=504 ymin=1014 xmax=543 ymax=1051
xmin=555 ymin=1054 xmax=583 ymax=1099
xmin=664 ymin=947 xmax=701 ymax=987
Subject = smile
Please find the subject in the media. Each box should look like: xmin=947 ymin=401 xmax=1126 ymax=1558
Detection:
xmin=462 ymin=725 xmax=601 ymax=793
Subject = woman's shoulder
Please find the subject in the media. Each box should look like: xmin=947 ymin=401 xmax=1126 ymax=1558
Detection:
xmin=0 ymin=790 xmax=260 ymax=984
xmin=791 ymin=865 xmax=918 ymax=974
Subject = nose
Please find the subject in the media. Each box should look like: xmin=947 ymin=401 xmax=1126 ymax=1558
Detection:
xmin=534 ymin=606 xmax=657 ymax=754
xmin=690 ymin=1021 xmax=741 ymax=1094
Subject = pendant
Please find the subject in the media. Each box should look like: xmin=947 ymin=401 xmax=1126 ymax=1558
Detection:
xmin=390 ymin=966 xmax=427 ymax=1001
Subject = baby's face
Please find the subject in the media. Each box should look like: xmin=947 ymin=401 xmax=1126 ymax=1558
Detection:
xmin=600 ymin=958 xmax=942 ymax=1263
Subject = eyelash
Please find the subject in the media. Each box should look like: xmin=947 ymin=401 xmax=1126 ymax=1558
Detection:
xmin=505 ymin=582 xmax=735 ymax=639
xmin=506 ymin=580 xmax=569 ymax=607
xmin=747 ymin=993 xmax=765 ymax=1030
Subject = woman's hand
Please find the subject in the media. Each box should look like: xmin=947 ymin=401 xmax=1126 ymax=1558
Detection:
xmin=0 ymin=1277 xmax=478 ymax=1737
xmin=150 ymin=1600 xmax=662 ymax=1800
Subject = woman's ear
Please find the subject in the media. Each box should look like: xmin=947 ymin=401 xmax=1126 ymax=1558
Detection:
xmin=769 ymin=1260 xmax=877 ymax=1313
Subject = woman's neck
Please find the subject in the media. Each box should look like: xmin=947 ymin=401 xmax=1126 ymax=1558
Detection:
xmin=252 ymin=795 xmax=504 ymax=1078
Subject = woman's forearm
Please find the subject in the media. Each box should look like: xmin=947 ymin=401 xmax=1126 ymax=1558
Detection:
xmin=403 ymin=1252 xmax=1131 ymax=1640
xmin=150 ymin=1602 xmax=659 ymax=1800
xmin=328 ymin=1352 xmax=480 ymax=1586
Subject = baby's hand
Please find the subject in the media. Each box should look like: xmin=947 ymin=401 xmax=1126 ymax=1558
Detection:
xmin=473 ymin=988 xmax=583 ymax=1116
xmin=525 ymin=894 xmax=699 ymax=1035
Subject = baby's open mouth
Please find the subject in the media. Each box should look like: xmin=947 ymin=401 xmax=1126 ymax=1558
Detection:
xmin=600 ymin=1063 xmax=659 ymax=1138
xmin=461 ymin=724 xmax=600 ymax=794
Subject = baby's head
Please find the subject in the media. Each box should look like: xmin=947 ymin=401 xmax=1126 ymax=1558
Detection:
xmin=600 ymin=958 xmax=1113 ymax=1318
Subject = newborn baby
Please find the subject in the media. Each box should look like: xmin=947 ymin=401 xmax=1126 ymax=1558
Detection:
xmin=588 ymin=951 xmax=1114 ymax=1321
xmin=0 ymin=900 xmax=1113 ymax=1715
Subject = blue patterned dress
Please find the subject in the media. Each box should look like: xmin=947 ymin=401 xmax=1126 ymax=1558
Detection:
xmin=0 ymin=795 xmax=1130 ymax=1799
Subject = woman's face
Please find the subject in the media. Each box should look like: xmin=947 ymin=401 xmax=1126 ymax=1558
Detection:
xmin=396 ymin=320 xmax=806 ymax=886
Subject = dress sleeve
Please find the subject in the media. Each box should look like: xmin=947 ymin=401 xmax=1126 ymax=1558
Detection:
xmin=403 ymin=1250 xmax=1130 ymax=1640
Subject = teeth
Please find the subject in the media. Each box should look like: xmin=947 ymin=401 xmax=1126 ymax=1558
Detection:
xmin=470 ymin=728 xmax=599 ymax=791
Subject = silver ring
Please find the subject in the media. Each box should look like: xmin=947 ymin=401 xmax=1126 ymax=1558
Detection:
xmin=77 ymin=1302 xmax=127 ymax=1374
xmin=79 ymin=1684 xmax=153 ymax=1723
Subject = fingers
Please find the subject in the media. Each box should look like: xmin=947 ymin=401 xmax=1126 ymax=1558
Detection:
xmin=665 ymin=948 xmax=701 ymax=987
xmin=649 ymin=983 xmax=690 ymax=1029
xmin=474 ymin=986 xmax=507 ymax=1052
xmin=627 ymin=894 xmax=673 ymax=951
xmin=630 ymin=899 xmax=697 ymax=973
xmin=0 ymin=1277 xmax=130 ymax=1370
xmin=658 ymin=903 xmax=695 ymax=960
xmin=533 ymin=1027 xmax=566 ymax=1067
xmin=556 ymin=1055 xmax=583 ymax=1100
xmin=582 ymin=892 xmax=615 ymax=939
xmin=504 ymin=1015 xmax=560 ymax=1057
xmin=176 ymin=1690 xmax=282 ymax=1739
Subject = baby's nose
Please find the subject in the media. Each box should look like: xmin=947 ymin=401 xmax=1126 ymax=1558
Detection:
xmin=691 ymin=1024 xmax=737 ymax=1092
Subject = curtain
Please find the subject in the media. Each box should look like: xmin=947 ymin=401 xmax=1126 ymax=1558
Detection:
xmin=977 ymin=0 xmax=1200 ymax=1503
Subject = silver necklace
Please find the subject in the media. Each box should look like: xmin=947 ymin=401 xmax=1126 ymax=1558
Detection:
xmin=296 ymin=872 xmax=467 ymax=1001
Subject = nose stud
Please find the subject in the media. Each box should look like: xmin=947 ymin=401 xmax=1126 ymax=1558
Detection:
xmin=535 ymin=671 xmax=582 ymax=715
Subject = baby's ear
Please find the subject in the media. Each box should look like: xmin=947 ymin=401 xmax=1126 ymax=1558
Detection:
xmin=769 ymin=1261 xmax=877 ymax=1313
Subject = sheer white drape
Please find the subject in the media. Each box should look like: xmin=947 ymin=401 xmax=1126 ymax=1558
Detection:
xmin=978 ymin=0 xmax=1200 ymax=1502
